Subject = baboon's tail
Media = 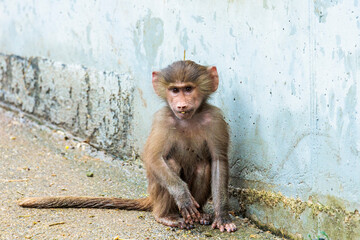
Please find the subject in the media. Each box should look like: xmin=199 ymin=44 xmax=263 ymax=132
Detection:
xmin=18 ymin=196 xmax=152 ymax=211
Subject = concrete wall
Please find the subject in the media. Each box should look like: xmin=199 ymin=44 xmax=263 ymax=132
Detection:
xmin=0 ymin=54 xmax=135 ymax=157
xmin=1 ymin=0 xmax=360 ymax=239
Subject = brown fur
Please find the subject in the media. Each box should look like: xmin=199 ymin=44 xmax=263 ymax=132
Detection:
xmin=19 ymin=196 xmax=152 ymax=210
xmin=18 ymin=60 xmax=236 ymax=232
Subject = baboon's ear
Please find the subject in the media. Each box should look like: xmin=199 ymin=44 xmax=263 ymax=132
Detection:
xmin=152 ymin=71 xmax=161 ymax=96
xmin=207 ymin=66 xmax=219 ymax=92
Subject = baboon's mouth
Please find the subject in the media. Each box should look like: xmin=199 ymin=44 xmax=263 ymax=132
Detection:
xmin=177 ymin=110 xmax=192 ymax=115
xmin=175 ymin=109 xmax=194 ymax=119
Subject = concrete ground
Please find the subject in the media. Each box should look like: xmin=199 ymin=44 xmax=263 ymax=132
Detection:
xmin=0 ymin=106 xmax=283 ymax=240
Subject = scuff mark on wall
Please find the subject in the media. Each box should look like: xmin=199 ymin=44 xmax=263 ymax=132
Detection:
xmin=180 ymin=28 xmax=189 ymax=51
xmin=280 ymin=131 xmax=311 ymax=168
xmin=314 ymin=0 xmax=341 ymax=23
xmin=263 ymin=0 xmax=269 ymax=10
xmin=192 ymin=15 xmax=204 ymax=23
xmin=199 ymin=35 xmax=209 ymax=53
xmin=137 ymin=87 xmax=147 ymax=108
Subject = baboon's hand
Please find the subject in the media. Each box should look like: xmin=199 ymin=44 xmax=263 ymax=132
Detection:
xmin=178 ymin=194 xmax=201 ymax=224
xmin=211 ymin=214 xmax=237 ymax=232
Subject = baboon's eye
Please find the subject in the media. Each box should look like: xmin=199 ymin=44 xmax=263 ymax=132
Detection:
xmin=171 ymin=88 xmax=179 ymax=93
xmin=185 ymin=86 xmax=193 ymax=92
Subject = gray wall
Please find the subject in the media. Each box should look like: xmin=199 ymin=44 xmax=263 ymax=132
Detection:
xmin=1 ymin=1 xmax=360 ymax=238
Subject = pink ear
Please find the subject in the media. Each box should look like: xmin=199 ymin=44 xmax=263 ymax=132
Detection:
xmin=152 ymin=71 xmax=161 ymax=96
xmin=208 ymin=66 xmax=219 ymax=92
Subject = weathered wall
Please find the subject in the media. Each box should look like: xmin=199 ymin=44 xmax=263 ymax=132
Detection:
xmin=0 ymin=54 xmax=135 ymax=157
xmin=1 ymin=0 xmax=360 ymax=239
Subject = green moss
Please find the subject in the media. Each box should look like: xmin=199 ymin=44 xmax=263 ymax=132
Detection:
xmin=229 ymin=186 xmax=360 ymax=239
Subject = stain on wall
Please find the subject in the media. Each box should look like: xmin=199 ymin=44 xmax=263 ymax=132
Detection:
xmin=314 ymin=0 xmax=341 ymax=23
xmin=133 ymin=12 xmax=164 ymax=67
